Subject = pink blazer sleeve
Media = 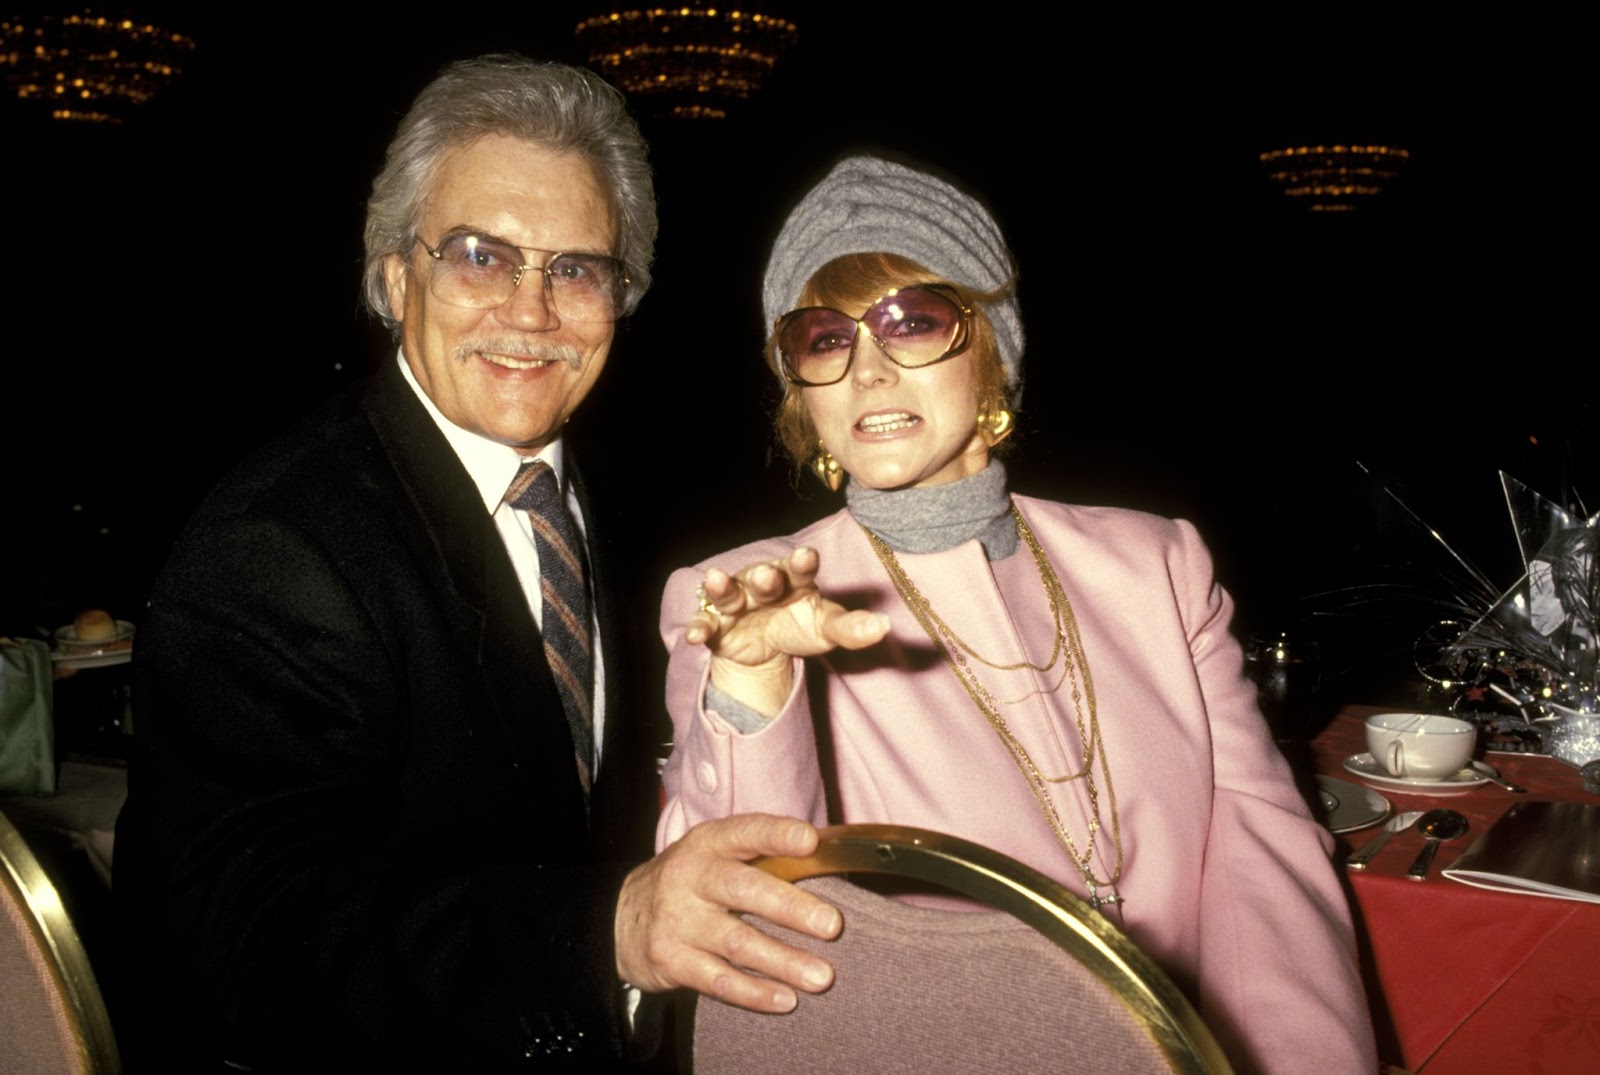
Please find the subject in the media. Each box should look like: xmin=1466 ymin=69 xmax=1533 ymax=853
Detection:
xmin=656 ymin=555 xmax=829 ymax=852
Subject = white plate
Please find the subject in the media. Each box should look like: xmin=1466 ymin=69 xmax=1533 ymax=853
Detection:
xmin=1316 ymin=774 xmax=1391 ymax=834
xmin=52 ymin=619 xmax=135 ymax=666
xmin=50 ymin=648 xmax=133 ymax=670
xmin=1342 ymin=752 xmax=1496 ymax=792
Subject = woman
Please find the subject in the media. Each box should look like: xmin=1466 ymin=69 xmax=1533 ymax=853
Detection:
xmin=657 ymin=156 xmax=1373 ymax=1074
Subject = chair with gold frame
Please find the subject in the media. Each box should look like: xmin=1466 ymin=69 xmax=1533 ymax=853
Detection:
xmin=0 ymin=809 xmax=122 ymax=1074
xmin=688 ymin=823 xmax=1231 ymax=1075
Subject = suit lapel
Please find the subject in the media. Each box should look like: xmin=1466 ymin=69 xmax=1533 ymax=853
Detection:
xmin=359 ymin=362 xmax=587 ymax=821
xmin=566 ymin=456 xmax=663 ymax=856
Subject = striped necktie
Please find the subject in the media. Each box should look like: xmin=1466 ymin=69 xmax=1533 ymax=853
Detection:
xmin=503 ymin=460 xmax=594 ymax=792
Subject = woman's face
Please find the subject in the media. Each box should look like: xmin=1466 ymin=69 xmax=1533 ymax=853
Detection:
xmin=801 ymin=331 xmax=989 ymax=492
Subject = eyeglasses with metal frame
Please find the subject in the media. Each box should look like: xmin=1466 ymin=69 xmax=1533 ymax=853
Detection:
xmin=413 ymin=232 xmax=630 ymax=323
xmin=774 ymin=284 xmax=972 ymax=387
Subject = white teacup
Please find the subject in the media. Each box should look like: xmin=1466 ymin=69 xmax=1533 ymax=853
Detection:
xmin=1364 ymin=712 xmax=1477 ymax=780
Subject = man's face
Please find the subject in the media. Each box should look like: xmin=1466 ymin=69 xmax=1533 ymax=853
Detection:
xmin=384 ymin=134 xmax=619 ymax=454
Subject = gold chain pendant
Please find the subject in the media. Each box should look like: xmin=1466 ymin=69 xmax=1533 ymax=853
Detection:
xmin=864 ymin=505 xmax=1124 ymax=904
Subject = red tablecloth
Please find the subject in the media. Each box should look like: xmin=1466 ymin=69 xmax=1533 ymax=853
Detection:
xmin=1311 ymin=705 xmax=1600 ymax=1074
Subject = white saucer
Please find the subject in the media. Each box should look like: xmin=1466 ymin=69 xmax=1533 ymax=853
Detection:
xmin=54 ymin=619 xmax=136 ymax=649
xmin=50 ymin=648 xmax=133 ymax=670
xmin=1342 ymin=752 xmax=1495 ymax=792
xmin=52 ymin=619 xmax=135 ymax=669
xmin=1316 ymin=774 xmax=1391 ymax=834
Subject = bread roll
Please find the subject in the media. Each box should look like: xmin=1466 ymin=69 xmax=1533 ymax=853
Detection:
xmin=74 ymin=608 xmax=118 ymax=642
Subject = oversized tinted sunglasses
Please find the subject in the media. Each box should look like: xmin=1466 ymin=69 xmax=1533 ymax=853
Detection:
xmin=414 ymin=232 xmax=630 ymax=323
xmin=775 ymin=284 xmax=972 ymax=387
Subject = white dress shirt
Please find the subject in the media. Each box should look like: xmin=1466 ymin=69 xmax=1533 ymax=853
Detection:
xmin=397 ymin=352 xmax=607 ymax=767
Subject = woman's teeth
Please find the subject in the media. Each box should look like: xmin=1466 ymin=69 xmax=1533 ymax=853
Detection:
xmin=858 ymin=412 xmax=918 ymax=433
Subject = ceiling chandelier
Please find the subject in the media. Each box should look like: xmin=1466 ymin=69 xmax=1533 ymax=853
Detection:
xmin=1 ymin=9 xmax=195 ymax=124
xmin=1259 ymin=144 xmax=1410 ymax=212
xmin=575 ymin=4 xmax=798 ymax=120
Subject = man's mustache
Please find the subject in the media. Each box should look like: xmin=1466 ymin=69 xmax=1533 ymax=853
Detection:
xmin=455 ymin=338 xmax=584 ymax=369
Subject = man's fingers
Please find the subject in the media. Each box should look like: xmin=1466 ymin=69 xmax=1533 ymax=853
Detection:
xmin=705 ymin=857 xmax=841 ymax=944
xmin=629 ymin=873 xmax=830 ymax=1007
xmin=679 ymin=872 xmax=836 ymax=1002
xmin=710 ymin=914 xmax=834 ymax=995
xmin=693 ymin=812 xmax=822 ymax=862
xmin=616 ymin=815 xmax=841 ymax=1011
xmin=651 ymin=912 xmax=833 ymax=1012
xmin=672 ymin=947 xmax=801 ymax=1013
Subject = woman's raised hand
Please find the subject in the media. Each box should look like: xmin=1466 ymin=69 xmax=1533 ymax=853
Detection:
xmin=685 ymin=547 xmax=890 ymax=716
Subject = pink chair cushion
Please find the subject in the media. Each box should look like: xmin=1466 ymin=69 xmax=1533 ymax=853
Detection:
xmin=693 ymin=875 xmax=1173 ymax=1074
xmin=1 ymin=875 xmax=87 ymax=1073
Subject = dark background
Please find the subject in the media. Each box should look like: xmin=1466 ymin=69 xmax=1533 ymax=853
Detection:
xmin=6 ymin=4 xmax=1592 ymax=702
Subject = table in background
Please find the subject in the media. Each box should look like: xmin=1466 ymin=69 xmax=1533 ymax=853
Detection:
xmin=1311 ymin=704 xmax=1600 ymax=1073
xmin=1 ymin=656 xmax=132 ymax=884
xmin=0 ymin=759 xmax=125 ymax=883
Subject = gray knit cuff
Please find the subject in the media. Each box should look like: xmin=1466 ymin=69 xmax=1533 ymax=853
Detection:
xmin=705 ymin=682 xmax=774 ymax=734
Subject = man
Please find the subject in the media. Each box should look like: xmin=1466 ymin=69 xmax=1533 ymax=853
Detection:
xmin=115 ymin=56 xmax=838 ymax=1070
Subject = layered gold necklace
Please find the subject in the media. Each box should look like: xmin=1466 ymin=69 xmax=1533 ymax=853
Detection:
xmin=864 ymin=504 xmax=1125 ymax=910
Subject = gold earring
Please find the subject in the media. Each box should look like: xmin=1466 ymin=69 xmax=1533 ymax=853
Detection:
xmin=811 ymin=443 xmax=844 ymax=491
xmin=977 ymin=406 xmax=1015 ymax=445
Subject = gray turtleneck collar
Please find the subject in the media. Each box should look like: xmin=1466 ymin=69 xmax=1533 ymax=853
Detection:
xmin=846 ymin=461 xmax=1018 ymax=561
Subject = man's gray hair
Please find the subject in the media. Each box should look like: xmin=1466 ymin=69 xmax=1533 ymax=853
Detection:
xmin=363 ymin=55 xmax=657 ymax=335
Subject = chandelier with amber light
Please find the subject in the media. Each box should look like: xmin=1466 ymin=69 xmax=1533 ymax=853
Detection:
xmin=1259 ymin=144 xmax=1410 ymax=212
xmin=575 ymin=5 xmax=798 ymax=120
xmin=1 ymin=9 xmax=194 ymax=124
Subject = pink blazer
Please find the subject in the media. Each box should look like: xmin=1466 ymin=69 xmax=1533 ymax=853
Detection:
xmin=658 ymin=498 xmax=1373 ymax=1074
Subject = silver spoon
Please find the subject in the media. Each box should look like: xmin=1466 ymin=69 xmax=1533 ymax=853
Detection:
xmin=1405 ymin=809 xmax=1469 ymax=881
xmin=1346 ymin=809 xmax=1424 ymax=870
xmin=1460 ymin=763 xmax=1526 ymax=793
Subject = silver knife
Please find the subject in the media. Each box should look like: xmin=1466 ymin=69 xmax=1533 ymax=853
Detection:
xmin=1345 ymin=810 xmax=1423 ymax=870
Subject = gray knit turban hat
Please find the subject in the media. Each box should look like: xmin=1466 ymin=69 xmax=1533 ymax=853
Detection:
xmin=761 ymin=155 xmax=1024 ymax=399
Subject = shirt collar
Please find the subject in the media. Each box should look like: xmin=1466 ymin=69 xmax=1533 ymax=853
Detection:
xmin=396 ymin=350 xmax=566 ymax=514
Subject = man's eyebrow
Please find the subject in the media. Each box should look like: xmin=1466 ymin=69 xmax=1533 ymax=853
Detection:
xmin=434 ymin=225 xmax=514 ymax=245
xmin=434 ymin=226 xmax=614 ymax=259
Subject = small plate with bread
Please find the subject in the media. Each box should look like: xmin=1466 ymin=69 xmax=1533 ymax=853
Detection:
xmin=52 ymin=609 xmax=135 ymax=668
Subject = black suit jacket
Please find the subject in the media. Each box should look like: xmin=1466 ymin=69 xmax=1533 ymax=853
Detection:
xmin=116 ymin=360 xmax=660 ymax=1070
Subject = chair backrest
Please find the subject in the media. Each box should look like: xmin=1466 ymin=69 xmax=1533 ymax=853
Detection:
xmin=690 ymin=823 xmax=1230 ymax=1075
xmin=0 ymin=810 xmax=121 ymax=1074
